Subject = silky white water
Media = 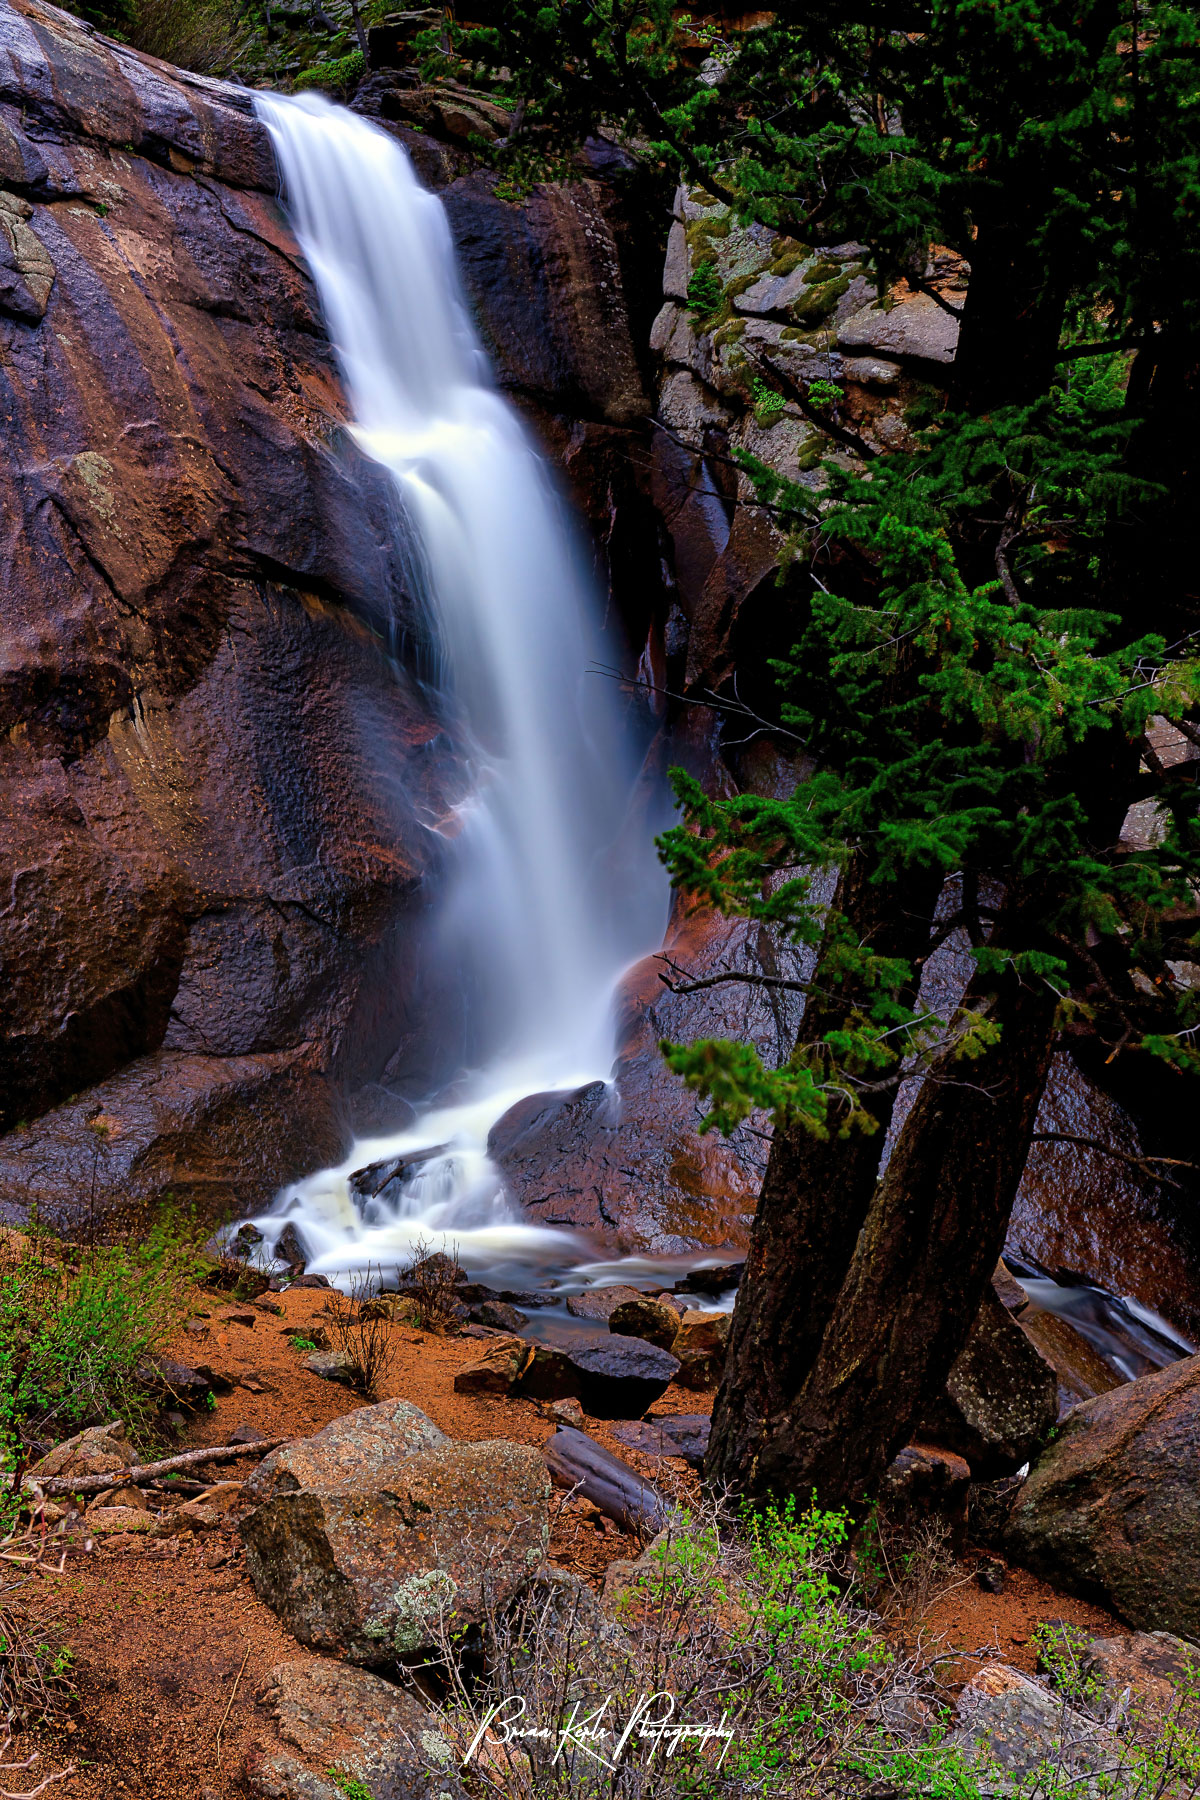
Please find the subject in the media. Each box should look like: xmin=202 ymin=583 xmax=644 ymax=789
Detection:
xmin=245 ymin=92 xmax=670 ymax=1291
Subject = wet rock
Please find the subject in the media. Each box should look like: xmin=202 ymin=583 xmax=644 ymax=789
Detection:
xmin=609 ymin=1415 xmax=710 ymax=1468
xmin=544 ymin=1427 xmax=670 ymax=1533
xmin=677 ymin=1262 xmax=744 ymax=1297
xmin=241 ymin=1437 xmax=550 ymax=1661
xmin=920 ymin=1288 xmax=1058 ymax=1475
xmin=608 ymin=1296 xmax=680 ymax=1351
xmin=948 ymin=1664 xmax=1119 ymax=1776
xmin=288 ymin=1273 xmax=333 ymax=1290
xmin=993 ymin=1259 xmax=1029 ymax=1312
xmin=245 ymin=1657 xmax=467 ymax=1800
xmin=453 ymin=1335 xmax=530 ymax=1395
xmin=274 ymin=1223 xmax=307 ymax=1271
xmin=470 ymin=1299 xmax=528 ymax=1332
xmin=671 ymin=1312 xmax=730 ymax=1391
xmin=0 ymin=1 xmax=464 ymax=1228
xmin=564 ymin=1284 xmax=646 ymax=1321
xmin=880 ymin=1444 xmax=971 ymax=1551
xmin=246 ymin=1398 xmax=448 ymax=1503
xmin=1018 ymin=1309 xmax=1124 ymax=1415
xmin=1005 ymin=1354 xmax=1200 ymax=1640
xmin=519 ymin=1331 xmax=681 ymax=1418
xmin=30 ymin=1421 xmax=132 ymax=1481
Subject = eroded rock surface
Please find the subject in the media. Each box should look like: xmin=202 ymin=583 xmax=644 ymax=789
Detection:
xmin=0 ymin=0 xmax=456 ymax=1225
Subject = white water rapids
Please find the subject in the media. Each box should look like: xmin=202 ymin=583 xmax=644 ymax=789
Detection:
xmin=242 ymin=92 xmax=673 ymax=1297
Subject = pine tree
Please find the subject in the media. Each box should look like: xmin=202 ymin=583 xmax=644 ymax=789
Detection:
xmin=437 ymin=0 xmax=1200 ymax=1505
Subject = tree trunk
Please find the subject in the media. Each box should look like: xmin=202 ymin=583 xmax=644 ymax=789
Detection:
xmin=706 ymin=857 xmax=942 ymax=1490
xmin=709 ymin=928 xmax=1059 ymax=1510
xmin=949 ymin=214 xmax=1068 ymax=414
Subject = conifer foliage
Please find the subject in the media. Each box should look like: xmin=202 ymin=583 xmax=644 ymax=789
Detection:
xmin=437 ymin=0 xmax=1200 ymax=1504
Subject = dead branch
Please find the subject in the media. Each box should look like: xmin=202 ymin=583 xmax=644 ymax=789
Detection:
xmin=29 ymin=1436 xmax=290 ymax=1499
xmin=0 ymin=1735 xmax=74 ymax=1798
xmin=1030 ymin=1131 xmax=1197 ymax=1194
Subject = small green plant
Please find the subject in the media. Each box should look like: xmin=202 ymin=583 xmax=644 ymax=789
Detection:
xmin=203 ymin=1390 xmax=217 ymax=1413
xmin=289 ymin=1335 xmax=318 ymax=1353
xmin=327 ymin=1769 xmax=373 ymax=1800
xmin=687 ymin=259 xmax=724 ymax=321
xmin=806 ymin=377 xmax=844 ymax=410
xmin=751 ymin=376 xmax=786 ymax=423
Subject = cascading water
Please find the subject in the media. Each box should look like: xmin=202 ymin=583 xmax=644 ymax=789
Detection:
xmin=243 ymin=92 xmax=669 ymax=1292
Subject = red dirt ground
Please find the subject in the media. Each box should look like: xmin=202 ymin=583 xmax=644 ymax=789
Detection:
xmin=13 ymin=1286 xmax=1121 ymax=1799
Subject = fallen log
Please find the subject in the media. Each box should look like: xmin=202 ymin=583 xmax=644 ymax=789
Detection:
xmin=543 ymin=1426 xmax=671 ymax=1534
xmin=26 ymin=1437 xmax=291 ymax=1498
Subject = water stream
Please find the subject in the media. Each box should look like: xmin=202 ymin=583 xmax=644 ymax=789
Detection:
xmin=243 ymin=92 xmax=671 ymax=1297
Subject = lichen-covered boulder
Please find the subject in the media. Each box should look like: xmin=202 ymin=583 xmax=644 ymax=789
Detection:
xmin=1004 ymin=1354 xmax=1200 ymax=1640
xmin=920 ymin=1287 xmax=1058 ymax=1474
xmin=241 ymin=1432 xmax=550 ymax=1662
xmin=453 ymin=1335 xmax=529 ymax=1395
xmin=245 ymin=1398 xmax=449 ymax=1503
xmin=245 ymin=1658 xmax=467 ymax=1800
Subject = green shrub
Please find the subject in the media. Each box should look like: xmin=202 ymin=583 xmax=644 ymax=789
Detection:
xmin=751 ymin=376 xmax=786 ymax=423
xmin=687 ymin=260 xmax=724 ymax=321
xmin=0 ymin=1218 xmax=204 ymax=1481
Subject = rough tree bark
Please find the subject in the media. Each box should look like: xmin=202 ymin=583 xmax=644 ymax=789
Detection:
xmin=707 ymin=896 xmax=1060 ymax=1509
xmin=706 ymin=857 xmax=943 ymax=1488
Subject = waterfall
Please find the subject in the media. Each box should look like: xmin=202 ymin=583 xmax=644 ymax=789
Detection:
xmin=245 ymin=93 xmax=667 ymax=1286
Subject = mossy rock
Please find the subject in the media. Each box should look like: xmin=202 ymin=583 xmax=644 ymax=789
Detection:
xmin=790 ymin=274 xmax=851 ymax=323
xmin=685 ymin=213 xmax=731 ymax=253
xmin=712 ymin=316 xmax=746 ymax=349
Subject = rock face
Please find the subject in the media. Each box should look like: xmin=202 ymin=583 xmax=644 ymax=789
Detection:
xmin=245 ymin=1658 xmax=467 ymax=1800
xmin=0 ymin=0 xmax=458 ymax=1228
xmin=241 ymin=1405 xmax=550 ymax=1661
xmin=948 ymin=1664 xmax=1118 ymax=1777
xmin=1005 ymin=1354 xmax=1200 ymax=1639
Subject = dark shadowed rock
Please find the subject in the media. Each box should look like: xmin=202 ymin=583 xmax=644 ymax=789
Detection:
xmin=609 ymin=1415 xmax=710 ymax=1468
xmin=519 ymin=1330 xmax=681 ymax=1418
xmin=920 ymin=1288 xmax=1058 ymax=1475
xmin=470 ymin=1300 xmax=528 ymax=1332
xmin=245 ymin=1658 xmax=467 ymax=1800
xmin=880 ymin=1443 xmax=971 ymax=1551
xmin=1005 ymin=1355 xmax=1200 ymax=1639
xmin=242 ymin=1431 xmax=550 ymax=1661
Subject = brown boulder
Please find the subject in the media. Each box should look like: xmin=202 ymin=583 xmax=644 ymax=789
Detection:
xmin=671 ymin=1311 xmax=730 ymax=1390
xmin=245 ymin=1398 xmax=448 ymax=1503
xmin=608 ymin=1296 xmax=681 ymax=1352
xmin=453 ymin=1335 xmax=530 ymax=1395
xmin=563 ymin=1284 xmax=645 ymax=1321
xmin=30 ymin=1420 xmax=132 ymax=1481
xmin=246 ymin=1658 xmax=466 ymax=1800
xmin=880 ymin=1443 xmax=971 ymax=1551
xmin=1005 ymin=1354 xmax=1200 ymax=1639
xmin=1018 ymin=1309 xmax=1123 ymax=1415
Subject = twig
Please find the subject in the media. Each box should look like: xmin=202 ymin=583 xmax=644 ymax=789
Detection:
xmin=30 ymin=1437 xmax=290 ymax=1499
xmin=215 ymin=1643 xmax=251 ymax=1765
